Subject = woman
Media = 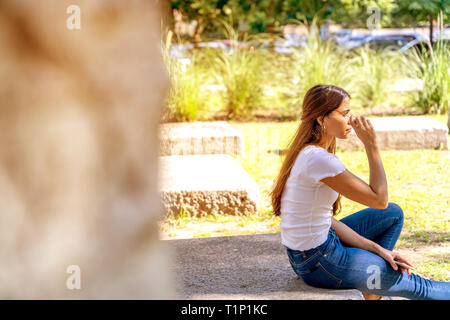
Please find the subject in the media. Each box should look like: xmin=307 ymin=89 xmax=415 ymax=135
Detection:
xmin=270 ymin=84 xmax=450 ymax=300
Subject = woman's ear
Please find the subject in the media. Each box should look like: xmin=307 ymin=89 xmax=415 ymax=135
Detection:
xmin=316 ymin=116 xmax=324 ymax=127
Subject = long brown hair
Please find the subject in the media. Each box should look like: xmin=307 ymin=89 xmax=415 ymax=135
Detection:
xmin=271 ymin=84 xmax=351 ymax=217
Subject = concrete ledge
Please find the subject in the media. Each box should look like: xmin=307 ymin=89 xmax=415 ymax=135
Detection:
xmin=337 ymin=116 xmax=449 ymax=151
xmin=159 ymin=154 xmax=260 ymax=217
xmin=166 ymin=233 xmax=363 ymax=300
xmin=159 ymin=121 xmax=244 ymax=156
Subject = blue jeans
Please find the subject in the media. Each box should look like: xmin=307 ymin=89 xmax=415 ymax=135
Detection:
xmin=286 ymin=202 xmax=450 ymax=300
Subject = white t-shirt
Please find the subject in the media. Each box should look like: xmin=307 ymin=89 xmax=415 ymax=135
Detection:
xmin=280 ymin=145 xmax=346 ymax=251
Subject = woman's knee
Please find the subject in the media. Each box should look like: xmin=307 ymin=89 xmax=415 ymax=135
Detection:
xmin=386 ymin=202 xmax=404 ymax=223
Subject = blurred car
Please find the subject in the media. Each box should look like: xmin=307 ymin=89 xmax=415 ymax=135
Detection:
xmin=330 ymin=29 xmax=355 ymax=47
xmin=282 ymin=33 xmax=308 ymax=46
xmin=339 ymin=34 xmax=371 ymax=49
xmin=220 ymin=40 xmax=251 ymax=52
xmin=168 ymin=43 xmax=194 ymax=59
xmin=398 ymin=38 xmax=430 ymax=55
xmin=249 ymin=40 xmax=299 ymax=54
xmin=275 ymin=38 xmax=308 ymax=53
xmin=168 ymin=41 xmax=230 ymax=60
xmin=398 ymin=38 xmax=449 ymax=55
xmin=348 ymin=33 xmax=425 ymax=51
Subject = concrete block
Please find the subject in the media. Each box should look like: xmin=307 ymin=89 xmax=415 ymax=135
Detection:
xmin=159 ymin=154 xmax=260 ymax=217
xmin=159 ymin=121 xmax=244 ymax=156
xmin=167 ymin=233 xmax=364 ymax=300
xmin=337 ymin=116 xmax=449 ymax=151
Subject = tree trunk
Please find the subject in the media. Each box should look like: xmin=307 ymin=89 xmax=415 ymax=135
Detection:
xmin=267 ymin=24 xmax=275 ymax=52
xmin=193 ymin=19 xmax=203 ymax=48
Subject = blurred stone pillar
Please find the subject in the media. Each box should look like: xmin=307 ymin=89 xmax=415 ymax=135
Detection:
xmin=0 ymin=0 xmax=173 ymax=298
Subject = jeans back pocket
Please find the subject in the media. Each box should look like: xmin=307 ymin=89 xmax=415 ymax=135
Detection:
xmin=287 ymin=249 xmax=320 ymax=276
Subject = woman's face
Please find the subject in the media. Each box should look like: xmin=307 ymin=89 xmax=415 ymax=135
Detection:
xmin=322 ymin=96 xmax=353 ymax=139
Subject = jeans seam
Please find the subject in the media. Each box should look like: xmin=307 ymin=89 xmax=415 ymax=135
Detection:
xmin=299 ymin=251 xmax=320 ymax=267
xmin=320 ymin=235 xmax=335 ymax=257
xmin=320 ymin=250 xmax=403 ymax=275
xmin=318 ymin=240 xmax=371 ymax=272
xmin=366 ymin=217 xmax=401 ymax=250
xmin=316 ymin=262 xmax=342 ymax=289
xmin=320 ymin=255 xmax=354 ymax=271
xmin=288 ymin=251 xmax=321 ymax=268
xmin=318 ymin=235 xmax=355 ymax=270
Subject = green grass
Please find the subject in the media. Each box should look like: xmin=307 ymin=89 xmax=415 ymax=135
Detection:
xmin=414 ymin=254 xmax=450 ymax=281
xmin=159 ymin=114 xmax=449 ymax=281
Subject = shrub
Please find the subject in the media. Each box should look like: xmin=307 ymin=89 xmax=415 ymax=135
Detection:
xmin=350 ymin=47 xmax=406 ymax=110
xmin=162 ymin=32 xmax=210 ymax=122
xmin=407 ymin=38 xmax=450 ymax=115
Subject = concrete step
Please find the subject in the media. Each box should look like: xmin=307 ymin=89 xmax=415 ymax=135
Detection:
xmin=337 ymin=116 xmax=449 ymax=151
xmin=159 ymin=121 xmax=244 ymax=156
xmin=159 ymin=154 xmax=260 ymax=217
xmin=166 ymin=233 xmax=363 ymax=300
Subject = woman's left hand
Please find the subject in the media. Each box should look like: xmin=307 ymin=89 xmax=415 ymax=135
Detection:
xmin=376 ymin=247 xmax=414 ymax=275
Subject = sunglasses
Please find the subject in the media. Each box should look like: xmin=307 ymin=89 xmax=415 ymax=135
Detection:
xmin=334 ymin=109 xmax=354 ymax=121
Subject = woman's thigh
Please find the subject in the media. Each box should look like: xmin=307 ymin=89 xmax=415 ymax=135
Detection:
xmin=323 ymin=245 xmax=400 ymax=290
xmin=301 ymin=242 xmax=409 ymax=295
xmin=339 ymin=202 xmax=404 ymax=243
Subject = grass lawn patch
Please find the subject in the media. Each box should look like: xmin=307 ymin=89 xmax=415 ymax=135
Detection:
xmin=159 ymin=114 xmax=449 ymax=281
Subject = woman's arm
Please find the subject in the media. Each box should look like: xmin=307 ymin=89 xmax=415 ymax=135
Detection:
xmin=321 ymin=116 xmax=388 ymax=209
xmin=331 ymin=218 xmax=414 ymax=273
xmin=365 ymin=142 xmax=388 ymax=207
xmin=331 ymin=217 xmax=380 ymax=253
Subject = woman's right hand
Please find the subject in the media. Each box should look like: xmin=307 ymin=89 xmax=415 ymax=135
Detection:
xmin=350 ymin=115 xmax=378 ymax=148
xmin=376 ymin=247 xmax=415 ymax=275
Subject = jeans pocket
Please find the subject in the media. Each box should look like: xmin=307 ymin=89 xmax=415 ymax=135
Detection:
xmin=287 ymin=252 xmax=321 ymax=278
xmin=287 ymin=249 xmax=320 ymax=268
xmin=301 ymin=262 xmax=342 ymax=289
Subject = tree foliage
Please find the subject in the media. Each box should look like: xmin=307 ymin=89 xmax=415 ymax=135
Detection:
xmin=170 ymin=0 xmax=450 ymax=41
xmin=170 ymin=0 xmax=229 ymax=42
xmin=330 ymin=0 xmax=396 ymax=28
xmin=393 ymin=0 xmax=450 ymax=42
